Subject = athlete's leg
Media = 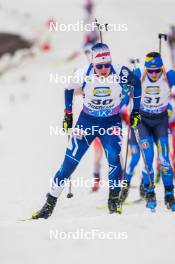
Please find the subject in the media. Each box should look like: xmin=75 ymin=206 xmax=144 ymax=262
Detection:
xmin=93 ymin=138 xmax=103 ymax=175
xmin=152 ymin=113 xmax=175 ymax=210
xmin=99 ymin=127 xmax=122 ymax=190
xmin=99 ymin=125 xmax=123 ymax=213
xmin=139 ymin=136 xmax=154 ymax=185
xmin=50 ymin=118 xmax=96 ymax=197
xmin=155 ymin=137 xmax=174 ymax=186
xmin=137 ymin=117 xmax=154 ymax=185
xmin=169 ymin=120 xmax=175 ymax=170
xmin=153 ymin=114 xmax=174 ymax=187
xmin=138 ymin=119 xmax=156 ymax=208
xmin=92 ymin=137 xmax=103 ymax=191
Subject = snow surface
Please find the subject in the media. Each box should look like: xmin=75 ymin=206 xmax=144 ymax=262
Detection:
xmin=0 ymin=0 xmax=175 ymax=263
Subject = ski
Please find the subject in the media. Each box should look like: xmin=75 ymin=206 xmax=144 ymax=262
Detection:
xmin=18 ymin=217 xmax=33 ymax=222
xmin=125 ymin=198 xmax=144 ymax=205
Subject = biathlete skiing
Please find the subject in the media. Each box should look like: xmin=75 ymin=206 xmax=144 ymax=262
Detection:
xmin=32 ymin=42 xmax=141 ymax=219
xmin=121 ymin=52 xmax=175 ymax=211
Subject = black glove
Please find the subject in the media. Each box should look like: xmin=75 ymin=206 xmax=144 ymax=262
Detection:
xmin=63 ymin=110 xmax=73 ymax=133
xmin=130 ymin=110 xmax=141 ymax=128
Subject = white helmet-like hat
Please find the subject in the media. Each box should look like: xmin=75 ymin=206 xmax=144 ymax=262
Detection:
xmin=92 ymin=43 xmax=112 ymax=64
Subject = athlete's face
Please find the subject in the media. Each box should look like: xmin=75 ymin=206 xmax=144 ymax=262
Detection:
xmin=146 ymin=67 xmax=162 ymax=81
xmin=94 ymin=61 xmax=112 ymax=77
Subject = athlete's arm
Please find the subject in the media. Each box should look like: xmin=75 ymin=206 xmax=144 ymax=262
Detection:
xmin=131 ymin=67 xmax=142 ymax=110
xmin=65 ymin=68 xmax=85 ymax=112
xmin=121 ymin=66 xmax=142 ymax=110
xmin=167 ymin=69 xmax=175 ymax=88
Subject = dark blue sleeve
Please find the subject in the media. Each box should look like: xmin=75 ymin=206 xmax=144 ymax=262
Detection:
xmin=134 ymin=68 xmax=142 ymax=79
xmin=120 ymin=66 xmax=141 ymax=110
xmin=167 ymin=70 xmax=175 ymax=88
xmin=65 ymin=89 xmax=74 ymax=111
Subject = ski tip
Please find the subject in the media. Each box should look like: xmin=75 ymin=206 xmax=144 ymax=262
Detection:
xmin=18 ymin=211 xmax=40 ymax=221
xmin=18 ymin=217 xmax=33 ymax=222
xmin=96 ymin=205 xmax=107 ymax=210
xmin=31 ymin=211 xmax=39 ymax=219
xmin=116 ymin=207 xmax=122 ymax=214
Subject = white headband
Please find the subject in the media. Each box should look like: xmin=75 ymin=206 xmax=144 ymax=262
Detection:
xmin=92 ymin=50 xmax=111 ymax=64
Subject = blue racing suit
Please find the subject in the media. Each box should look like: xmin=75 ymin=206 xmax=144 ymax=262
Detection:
xmin=126 ymin=68 xmax=175 ymax=189
xmin=50 ymin=64 xmax=141 ymax=196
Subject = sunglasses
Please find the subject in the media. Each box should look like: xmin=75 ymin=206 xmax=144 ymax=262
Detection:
xmin=147 ymin=68 xmax=162 ymax=74
xmin=95 ymin=63 xmax=112 ymax=70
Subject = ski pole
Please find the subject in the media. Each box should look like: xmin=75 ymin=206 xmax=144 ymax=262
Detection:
xmin=158 ymin=33 xmax=167 ymax=55
xmin=122 ymin=59 xmax=140 ymax=180
xmin=66 ymin=131 xmax=90 ymax=198
xmin=158 ymin=33 xmax=173 ymax=179
xmin=129 ymin=58 xmax=140 ymax=69
xmin=66 ymin=130 xmax=74 ymax=199
xmin=122 ymin=93 xmax=133 ymax=181
xmin=95 ymin=18 xmax=108 ymax=43
xmin=134 ymin=128 xmax=153 ymax=189
xmin=67 ymin=177 xmax=73 ymax=198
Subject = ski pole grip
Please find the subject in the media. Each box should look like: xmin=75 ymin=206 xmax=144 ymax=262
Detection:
xmin=158 ymin=33 xmax=167 ymax=41
xmin=129 ymin=58 xmax=140 ymax=64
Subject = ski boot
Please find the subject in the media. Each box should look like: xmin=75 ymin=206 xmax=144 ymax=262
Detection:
xmin=164 ymin=186 xmax=175 ymax=211
xmin=145 ymin=185 xmax=157 ymax=211
xmin=139 ymin=179 xmax=145 ymax=198
xmin=108 ymin=188 xmax=122 ymax=214
xmin=120 ymin=181 xmax=130 ymax=203
xmin=32 ymin=193 xmax=57 ymax=219
xmin=91 ymin=173 xmax=100 ymax=192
